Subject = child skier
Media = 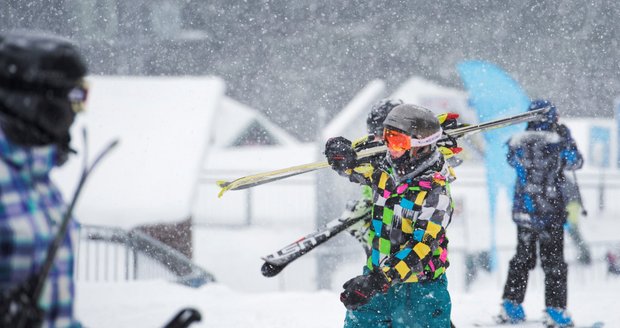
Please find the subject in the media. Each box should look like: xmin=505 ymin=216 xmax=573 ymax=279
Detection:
xmin=325 ymin=103 xmax=456 ymax=327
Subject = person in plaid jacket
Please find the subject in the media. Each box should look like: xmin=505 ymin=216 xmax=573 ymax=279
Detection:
xmin=325 ymin=103 xmax=456 ymax=328
xmin=0 ymin=30 xmax=88 ymax=327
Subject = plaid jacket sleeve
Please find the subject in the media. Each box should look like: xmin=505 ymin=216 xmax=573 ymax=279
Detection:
xmin=0 ymin=137 xmax=81 ymax=328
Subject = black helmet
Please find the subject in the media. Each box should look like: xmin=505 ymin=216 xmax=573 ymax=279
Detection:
xmin=0 ymin=30 xmax=87 ymax=154
xmin=366 ymin=98 xmax=403 ymax=136
xmin=383 ymin=104 xmax=442 ymax=144
xmin=0 ymin=30 xmax=87 ymax=89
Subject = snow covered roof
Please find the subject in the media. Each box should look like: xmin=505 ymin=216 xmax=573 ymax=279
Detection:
xmin=391 ymin=76 xmax=478 ymax=124
xmin=212 ymin=97 xmax=299 ymax=148
xmin=321 ymin=79 xmax=386 ymax=141
xmin=52 ymin=75 xmax=225 ymax=228
xmin=321 ymin=77 xmax=481 ymax=141
xmin=321 ymin=76 xmax=484 ymax=162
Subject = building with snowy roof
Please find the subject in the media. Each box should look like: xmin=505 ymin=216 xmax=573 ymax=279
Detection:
xmin=52 ymin=75 xmax=300 ymax=228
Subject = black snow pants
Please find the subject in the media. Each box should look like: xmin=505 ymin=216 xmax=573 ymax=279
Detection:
xmin=502 ymin=223 xmax=568 ymax=308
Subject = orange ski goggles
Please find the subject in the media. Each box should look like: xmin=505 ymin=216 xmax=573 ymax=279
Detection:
xmin=384 ymin=128 xmax=413 ymax=152
xmin=383 ymin=128 xmax=443 ymax=152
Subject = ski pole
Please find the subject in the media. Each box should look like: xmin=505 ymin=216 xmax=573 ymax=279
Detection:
xmin=572 ymin=170 xmax=588 ymax=217
xmin=3 ymin=129 xmax=118 ymax=328
xmin=32 ymin=130 xmax=118 ymax=306
xmin=163 ymin=308 xmax=202 ymax=328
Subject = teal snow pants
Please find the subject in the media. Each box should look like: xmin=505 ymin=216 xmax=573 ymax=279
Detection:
xmin=343 ymin=274 xmax=451 ymax=328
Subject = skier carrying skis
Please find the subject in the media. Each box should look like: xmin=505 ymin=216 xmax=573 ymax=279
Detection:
xmin=346 ymin=99 xmax=462 ymax=257
xmin=325 ymin=103 xmax=456 ymax=327
xmin=498 ymin=100 xmax=583 ymax=328
xmin=0 ymin=30 xmax=88 ymax=327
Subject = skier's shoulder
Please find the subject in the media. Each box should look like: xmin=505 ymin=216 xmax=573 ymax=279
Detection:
xmin=420 ymin=170 xmax=452 ymax=190
xmin=409 ymin=166 xmax=453 ymax=192
xmin=508 ymin=130 xmax=560 ymax=147
xmin=423 ymin=153 xmax=453 ymax=183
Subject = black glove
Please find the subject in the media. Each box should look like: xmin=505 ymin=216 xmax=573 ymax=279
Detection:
xmin=439 ymin=112 xmax=463 ymax=130
xmin=437 ymin=112 xmax=467 ymax=149
xmin=555 ymin=124 xmax=579 ymax=154
xmin=324 ymin=137 xmax=357 ymax=172
xmin=340 ymin=271 xmax=390 ymax=310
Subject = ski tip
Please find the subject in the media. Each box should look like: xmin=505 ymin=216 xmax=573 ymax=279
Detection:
xmin=261 ymin=261 xmax=285 ymax=277
xmin=217 ymin=188 xmax=227 ymax=198
xmin=216 ymin=181 xmax=232 ymax=198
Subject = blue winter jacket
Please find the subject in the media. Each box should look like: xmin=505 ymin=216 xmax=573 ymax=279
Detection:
xmin=507 ymin=123 xmax=583 ymax=228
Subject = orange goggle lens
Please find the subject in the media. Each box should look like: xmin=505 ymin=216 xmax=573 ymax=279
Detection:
xmin=383 ymin=129 xmax=411 ymax=152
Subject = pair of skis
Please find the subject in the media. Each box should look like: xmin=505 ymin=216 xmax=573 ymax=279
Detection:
xmin=216 ymin=107 xmax=550 ymax=197
xmin=473 ymin=319 xmax=604 ymax=328
xmin=261 ymin=199 xmax=372 ymax=277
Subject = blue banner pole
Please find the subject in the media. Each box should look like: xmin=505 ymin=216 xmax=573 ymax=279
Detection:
xmin=457 ymin=60 xmax=530 ymax=272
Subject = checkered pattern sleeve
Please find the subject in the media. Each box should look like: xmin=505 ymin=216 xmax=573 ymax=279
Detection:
xmin=379 ymin=183 xmax=452 ymax=283
xmin=0 ymin=133 xmax=81 ymax=328
xmin=340 ymin=136 xmax=385 ymax=186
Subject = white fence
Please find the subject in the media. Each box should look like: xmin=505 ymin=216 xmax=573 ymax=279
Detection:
xmin=74 ymin=225 xmax=215 ymax=287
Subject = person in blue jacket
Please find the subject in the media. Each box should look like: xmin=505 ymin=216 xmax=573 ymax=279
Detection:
xmin=498 ymin=100 xmax=583 ymax=328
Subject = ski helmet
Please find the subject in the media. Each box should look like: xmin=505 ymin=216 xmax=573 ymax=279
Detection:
xmin=0 ymin=30 xmax=87 ymax=88
xmin=366 ymin=98 xmax=403 ymax=136
xmin=383 ymin=104 xmax=442 ymax=159
xmin=527 ymin=99 xmax=557 ymax=131
xmin=0 ymin=30 xmax=87 ymax=152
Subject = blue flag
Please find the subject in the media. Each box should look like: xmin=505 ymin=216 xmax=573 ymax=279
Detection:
xmin=457 ymin=60 xmax=530 ymax=270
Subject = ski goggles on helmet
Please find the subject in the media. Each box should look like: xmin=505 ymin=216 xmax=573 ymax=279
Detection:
xmin=68 ymin=79 xmax=89 ymax=113
xmin=383 ymin=128 xmax=443 ymax=152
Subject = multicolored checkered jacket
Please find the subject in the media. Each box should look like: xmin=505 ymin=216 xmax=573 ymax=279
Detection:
xmin=0 ymin=129 xmax=81 ymax=328
xmin=344 ymin=135 xmax=386 ymax=256
xmin=345 ymin=150 xmax=455 ymax=284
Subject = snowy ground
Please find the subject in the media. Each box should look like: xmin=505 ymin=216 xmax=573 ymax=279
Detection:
xmin=75 ymin=270 xmax=620 ymax=327
xmin=73 ymin=166 xmax=620 ymax=327
xmin=76 ymin=211 xmax=620 ymax=327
